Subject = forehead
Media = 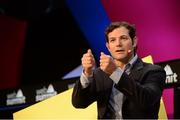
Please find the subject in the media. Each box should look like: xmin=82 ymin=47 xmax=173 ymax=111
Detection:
xmin=108 ymin=27 xmax=129 ymax=37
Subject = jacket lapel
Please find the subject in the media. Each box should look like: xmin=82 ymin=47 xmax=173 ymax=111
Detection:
xmin=129 ymin=58 xmax=144 ymax=83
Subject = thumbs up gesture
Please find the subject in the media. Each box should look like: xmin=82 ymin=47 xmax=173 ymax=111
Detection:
xmin=100 ymin=52 xmax=117 ymax=75
xmin=81 ymin=49 xmax=95 ymax=77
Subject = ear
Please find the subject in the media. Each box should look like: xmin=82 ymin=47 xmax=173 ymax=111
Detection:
xmin=133 ymin=36 xmax=138 ymax=48
xmin=106 ymin=42 xmax=110 ymax=51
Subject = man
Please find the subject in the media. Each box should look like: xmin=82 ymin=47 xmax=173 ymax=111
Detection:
xmin=72 ymin=21 xmax=166 ymax=119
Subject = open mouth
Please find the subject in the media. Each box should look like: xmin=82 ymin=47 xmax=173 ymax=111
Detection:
xmin=115 ymin=50 xmax=125 ymax=53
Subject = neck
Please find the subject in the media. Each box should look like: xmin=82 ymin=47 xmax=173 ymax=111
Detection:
xmin=115 ymin=54 xmax=135 ymax=69
xmin=114 ymin=61 xmax=126 ymax=69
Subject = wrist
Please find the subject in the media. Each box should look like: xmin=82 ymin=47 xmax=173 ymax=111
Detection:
xmin=84 ymin=70 xmax=93 ymax=77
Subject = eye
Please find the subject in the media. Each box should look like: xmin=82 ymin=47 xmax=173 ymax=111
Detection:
xmin=109 ymin=38 xmax=115 ymax=43
xmin=120 ymin=35 xmax=129 ymax=41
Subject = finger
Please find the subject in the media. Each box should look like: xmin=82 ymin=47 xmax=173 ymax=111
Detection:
xmin=100 ymin=55 xmax=108 ymax=62
xmin=82 ymin=56 xmax=94 ymax=64
xmin=86 ymin=60 xmax=93 ymax=64
xmin=100 ymin=57 xmax=108 ymax=62
xmin=83 ymin=53 xmax=93 ymax=60
xmin=100 ymin=52 xmax=105 ymax=58
xmin=82 ymin=56 xmax=90 ymax=61
xmin=100 ymin=65 xmax=105 ymax=71
xmin=100 ymin=52 xmax=109 ymax=59
xmin=83 ymin=63 xmax=94 ymax=68
xmin=82 ymin=60 xmax=93 ymax=66
xmin=87 ymin=49 xmax=92 ymax=54
xmin=101 ymin=52 xmax=105 ymax=55
xmin=86 ymin=49 xmax=94 ymax=58
xmin=100 ymin=59 xmax=107 ymax=66
xmin=87 ymin=49 xmax=93 ymax=56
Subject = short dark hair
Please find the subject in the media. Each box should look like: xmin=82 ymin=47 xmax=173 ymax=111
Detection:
xmin=105 ymin=21 xmax=136 ymax=43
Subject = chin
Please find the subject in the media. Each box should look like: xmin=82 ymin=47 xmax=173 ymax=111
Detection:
xmin=114 ymin=56 xmax=125 ymax=61
xmin=117 ymin=54 xmax=126 ymax=58
xmin=114 ymin=54 xmax=128 ymax=61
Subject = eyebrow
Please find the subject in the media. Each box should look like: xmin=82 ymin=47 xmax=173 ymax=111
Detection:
xmin=109 ymin=35 xmax=128 ymax=39
xmin=120 ymin=35 xmax=128 ymax=37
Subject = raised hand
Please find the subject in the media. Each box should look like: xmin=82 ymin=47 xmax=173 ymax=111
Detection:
xmin=100 ymin=52 xmax=117 ymax=75
xmin=81 ymin=49 xmax=95 ymax=77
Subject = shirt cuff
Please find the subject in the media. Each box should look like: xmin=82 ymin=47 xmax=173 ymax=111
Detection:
xmin=80 ymin=71 xmax=93 ymax=88
xmin=110 ymin=68 xmax=123 ymax=84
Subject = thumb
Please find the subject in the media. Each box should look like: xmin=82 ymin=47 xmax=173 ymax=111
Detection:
xmin=101 ymin=52 xmax=105 ymax=56
xmin=87 ymin=49 xmax=92 ymax=54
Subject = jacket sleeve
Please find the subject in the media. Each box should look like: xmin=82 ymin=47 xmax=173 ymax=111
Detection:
xmin=114 ymin=64 xmax=166 ymax=108
xmin=71 ymin=77 xmax=97 ymax=108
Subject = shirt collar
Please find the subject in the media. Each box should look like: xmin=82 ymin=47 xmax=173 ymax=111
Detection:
xmin=124 ymin=54 xmax=138 ymax=71
xmin=129 ymin=54 xmax=138 ymax=66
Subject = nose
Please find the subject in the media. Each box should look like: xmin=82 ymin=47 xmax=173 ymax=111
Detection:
xmin=116 ymin=39 xmax=123 ymax=46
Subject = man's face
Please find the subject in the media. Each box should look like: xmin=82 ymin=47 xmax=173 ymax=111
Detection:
xmin=106 ymin=27 xmax=136 ymax=62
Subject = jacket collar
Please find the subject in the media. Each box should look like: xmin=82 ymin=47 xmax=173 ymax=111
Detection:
xmin=129 ymin=58 xmax=144 ymax=82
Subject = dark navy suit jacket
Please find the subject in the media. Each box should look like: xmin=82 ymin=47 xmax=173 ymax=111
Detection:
xmin=72 ymin=58 xmax=166 ymax=119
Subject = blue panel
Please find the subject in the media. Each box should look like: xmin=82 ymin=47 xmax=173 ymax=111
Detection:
xmin=66 ymin=0 xmax=110 ymax=60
